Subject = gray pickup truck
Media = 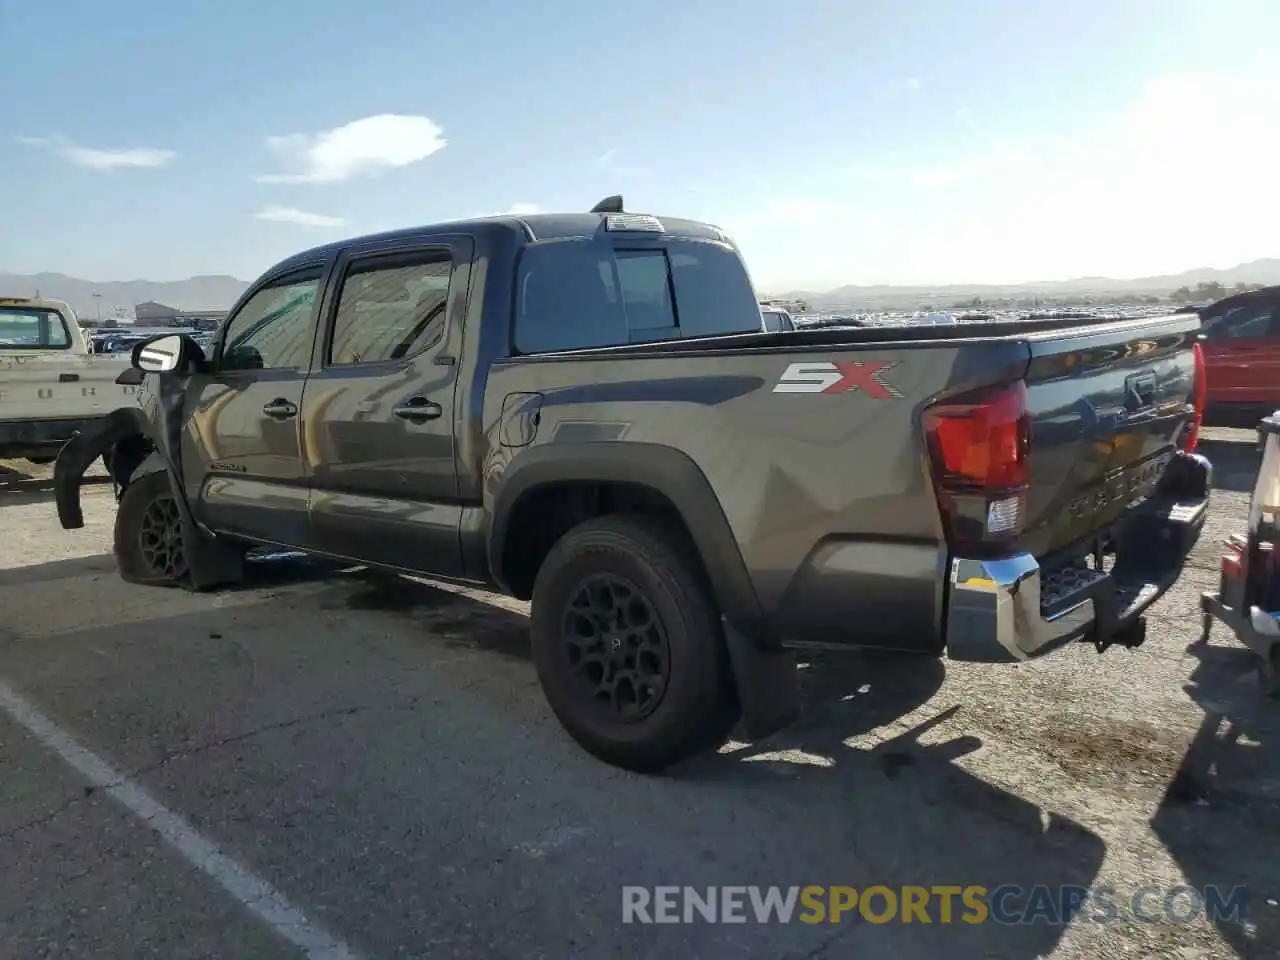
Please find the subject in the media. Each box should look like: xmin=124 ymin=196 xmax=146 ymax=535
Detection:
xmin=54 ymin=197 xmax=1213 ymax=772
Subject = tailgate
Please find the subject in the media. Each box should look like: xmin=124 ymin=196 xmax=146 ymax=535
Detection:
xmin=1017 ymin=314 xmax=1201 ymax=558
xmin=0 ymin=353 xmax=138 ymax=421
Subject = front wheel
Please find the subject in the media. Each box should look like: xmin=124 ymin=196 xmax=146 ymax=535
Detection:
xmin=113 ymin=471 xmax=190 ymax=586
xmin=529 ymin=514 xmax=741 ymax=773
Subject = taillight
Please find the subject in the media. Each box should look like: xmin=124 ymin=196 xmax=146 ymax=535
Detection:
xmin=923 ymin=380 xmax=1031 ymax=549
xmin=1182 ymin=341 xmax=1206 ymax=452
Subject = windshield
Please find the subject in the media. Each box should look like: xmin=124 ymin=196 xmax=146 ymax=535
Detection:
xmin=0 ymin=306 xmax=72 ymax=349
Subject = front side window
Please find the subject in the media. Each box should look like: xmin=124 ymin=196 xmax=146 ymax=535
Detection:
xmin=219 ymin=276 xmax=320 ymax=371
xmin=329 ymin=254 xmax=452 ymax=365
xmin=0 ymin=307 xmax=72 ymax=349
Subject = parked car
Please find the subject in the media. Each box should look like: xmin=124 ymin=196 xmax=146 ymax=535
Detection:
xmin=0 ymin=297 xmax=137 ymax=463
xmin=53 ymin=199 xmax=1212 ymax=772
xmin=1193 ymin=285 xmax=1280 ymax=426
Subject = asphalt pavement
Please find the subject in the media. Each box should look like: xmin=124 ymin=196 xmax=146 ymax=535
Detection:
xmin=0 ymin=435 xmax=1276 ymax=959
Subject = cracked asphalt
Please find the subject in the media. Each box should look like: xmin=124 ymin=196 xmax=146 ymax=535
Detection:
xmin=1 ymin=432 xmax=1277 ymax=960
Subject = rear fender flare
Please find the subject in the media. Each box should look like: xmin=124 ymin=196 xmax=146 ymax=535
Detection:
xmin=488 ymin=441 xmax=768 ymax=644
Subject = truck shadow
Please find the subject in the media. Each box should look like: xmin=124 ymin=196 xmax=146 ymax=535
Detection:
xmin=0 ymin=462 xmax=110 ymax=508
xmin=1150 ymin=633 xmax=1280 ymax=957
xmin=1198 ymin=438 xmax=1261 ymax=495
xmin=330 ymin=570 xmax=1105 ymax=958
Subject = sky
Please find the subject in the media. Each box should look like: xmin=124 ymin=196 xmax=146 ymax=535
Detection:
xmin=2 ymin=0 xmax=1279 ymax=293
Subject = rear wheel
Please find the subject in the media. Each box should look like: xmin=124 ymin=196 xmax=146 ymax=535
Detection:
xmin=529 ymin=515 xmax=740 ymax=772
xmin=113 ymin=471 xmax=189 ymax=586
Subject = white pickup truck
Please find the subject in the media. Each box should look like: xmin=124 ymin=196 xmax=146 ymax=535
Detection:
xmin=0 ymin=297 xmax=139 ymax=463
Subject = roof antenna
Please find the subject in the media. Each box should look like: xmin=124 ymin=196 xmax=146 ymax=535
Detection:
xmin=590 ymin=195 xmax=624 ymax=214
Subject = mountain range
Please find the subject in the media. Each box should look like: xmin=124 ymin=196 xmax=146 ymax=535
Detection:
xmin=772 ymin=258 xmax=1280 ymax=309
xmin=4 ymin=258 xmax=1280 ymax=318
xmin=0 ymin=272 xmax=250 ymax=319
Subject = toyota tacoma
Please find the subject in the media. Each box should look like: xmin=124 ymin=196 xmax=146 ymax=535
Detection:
xmin=53 ymin=197 xmax=1213 ymax=772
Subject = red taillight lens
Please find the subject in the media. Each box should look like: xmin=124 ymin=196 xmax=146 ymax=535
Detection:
xmin=923 ymin=381 xmax=1032 ymax=550
xmin=923 ymin=381 xmax=1030 ymax=491
xmin=1182 ymin=341 xmax=1206 ymax=452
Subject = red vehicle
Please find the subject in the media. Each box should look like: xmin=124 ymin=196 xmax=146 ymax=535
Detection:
xmin=1197 ymin=285 xmax=1280 ymax=426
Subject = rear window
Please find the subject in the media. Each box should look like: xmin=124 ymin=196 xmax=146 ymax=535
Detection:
xmin=761 ymin=310 xmax=794 ymax=332
xmin=514 ymin=238 xmax=762 ymax=354
xmin=0 ymin=307 xmax=72 ymax=349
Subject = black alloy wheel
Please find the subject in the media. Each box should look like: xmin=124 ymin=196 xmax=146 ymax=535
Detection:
xmin=563 ymin=573 xmax=672 ymax=722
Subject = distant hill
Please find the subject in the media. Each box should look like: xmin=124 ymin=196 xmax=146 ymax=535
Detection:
xmin=0 ymin=272 xmax=250 ymax=319
xmin=767 ymin=258 xmax=1280 ymax=310
xmin=6 ymin=256 xmax=1280 ymax=319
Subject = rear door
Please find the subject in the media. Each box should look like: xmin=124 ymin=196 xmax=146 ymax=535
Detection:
xmin=301 ymin=239 xmax=472 ymax=577
xmin=180 ymin=266 xmax=326 ymax=546
xmin=1198 ymin=294 xmax=1280 ymax=406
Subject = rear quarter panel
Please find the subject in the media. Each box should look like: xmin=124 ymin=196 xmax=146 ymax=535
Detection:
xmin=483 ymin=338 xmax=1029 ymax=651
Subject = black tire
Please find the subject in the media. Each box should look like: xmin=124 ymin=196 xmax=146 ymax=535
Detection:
xmin=529 ymin=514 xmax=741 ymax=773
xmin=113 ymin=471 xmax=190 ymax=587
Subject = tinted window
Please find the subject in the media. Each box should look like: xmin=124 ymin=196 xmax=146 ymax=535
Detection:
xmin=329 ymin=255 xmax=451 ymax=365
xmin=1203 ymin=300 xmax=1278 ymax=341
xmin=514 ymin=239 xmax=760 ymax=354
xmin=761 ymin=310 xmax=794 ymax=332
xmin=614 ymin=250 xmax=677 ymax=339
xmin=0 ymin=307 xmax=71 ymax=349
xmin=220 ymin=276 xmax=319 ymax=371
xmin=668 ymin=245 xmax=765 ymax=338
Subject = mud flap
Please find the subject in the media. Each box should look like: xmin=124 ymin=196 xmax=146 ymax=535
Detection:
xmin=180 ymin=514 xmax=246 ymax=591
xmin=721 ymin=616 xmax=801 ymax=740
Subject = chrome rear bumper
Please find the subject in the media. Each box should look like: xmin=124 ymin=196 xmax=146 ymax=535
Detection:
xmin=944 ymin=453 xmax=1212 ymax=663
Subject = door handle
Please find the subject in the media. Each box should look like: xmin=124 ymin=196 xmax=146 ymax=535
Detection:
xmin=262 ymin=398 xmax=298 ymax=420
xmin=393 ymin=396 xmax=442 ymax=423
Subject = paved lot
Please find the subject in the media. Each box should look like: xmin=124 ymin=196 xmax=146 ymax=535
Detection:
xmin=0 ymin=434 xmax=1277 ymax=959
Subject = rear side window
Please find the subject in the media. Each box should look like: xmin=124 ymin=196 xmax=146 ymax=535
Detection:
xmin=514 ymin=239 xmax=761 ymax=354
xmin=328 ymin=253 xmax=452 ymax=365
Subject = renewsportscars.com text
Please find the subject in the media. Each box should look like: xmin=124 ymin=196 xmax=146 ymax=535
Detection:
xmin=621 ymin=885 xmax=1249 ymax=926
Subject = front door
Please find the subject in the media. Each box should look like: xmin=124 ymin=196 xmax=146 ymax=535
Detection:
xmin=301 ymin=240 xmax=471 ymax=578
xmin=181 ymin=265 xmax=327 ymax=546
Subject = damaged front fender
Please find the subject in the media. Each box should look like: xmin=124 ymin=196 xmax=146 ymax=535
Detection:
xmin=53 ymin=370 xmax=189 ymax=530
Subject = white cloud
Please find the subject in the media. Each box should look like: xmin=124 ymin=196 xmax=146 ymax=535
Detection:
xmin=256 ymin=114 xmax=445 ymax=184
xmin=907 ymin=77 xmax=921 ymax=89
xmin=726 ymin=61 xmax=1280 ymax=289
xmin=253 ymin=205 xmax=346 ymax=227
xmin=16 ymin=135 xmax=175 ymax=169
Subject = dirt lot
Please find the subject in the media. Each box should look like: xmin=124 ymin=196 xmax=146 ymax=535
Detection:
xmin=0 ymin=434 xmax=1277 ymax=959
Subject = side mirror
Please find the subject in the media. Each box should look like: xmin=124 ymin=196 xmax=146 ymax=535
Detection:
xmin=130 ymin=334 xmax=205 ymax=374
